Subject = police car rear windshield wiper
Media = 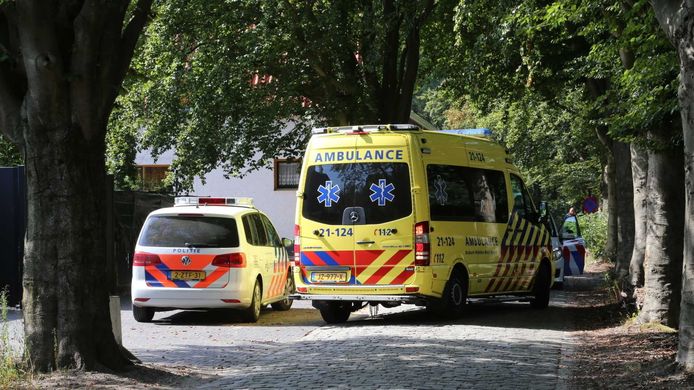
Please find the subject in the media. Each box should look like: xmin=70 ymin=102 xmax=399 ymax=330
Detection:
xmin=184 ymin=242 xmax=214 ymax=248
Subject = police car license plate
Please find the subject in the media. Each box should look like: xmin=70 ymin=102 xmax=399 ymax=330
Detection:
xmin=170 ymin=271 xmax=206 ymax=281
xmin=310 ymin=272 xmax=348 ymax=283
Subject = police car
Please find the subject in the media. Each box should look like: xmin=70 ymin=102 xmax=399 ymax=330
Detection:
xmin=131 ymin=197 xmax=293 ymax=323
xmin=292 ymin=125 xmax=554 ymax=323
xmin=544 ymin=209 xmax=586 ymax=287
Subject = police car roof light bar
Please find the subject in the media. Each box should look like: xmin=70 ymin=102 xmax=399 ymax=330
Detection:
xmin=174 ymin=196 xmax=255 ymax=208
xmin=312 ymin=124 xmax=420 ymax=134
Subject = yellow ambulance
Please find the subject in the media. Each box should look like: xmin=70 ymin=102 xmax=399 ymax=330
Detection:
xmin=292 ymin=124 xmax=554 ymax=323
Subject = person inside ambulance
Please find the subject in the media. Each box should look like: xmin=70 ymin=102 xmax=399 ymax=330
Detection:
xmin=469 ymin=170 xmax=496 ymax=223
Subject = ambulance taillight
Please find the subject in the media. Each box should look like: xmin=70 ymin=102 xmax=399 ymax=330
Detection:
xmin=293 ymin=224 xmax=301 ymax=266
xmin=212 ymin=253 xmax=246 ymax=268
xmin=133 ymin=252 xmax=162 ymax=267
xmin=414 ymin=221 xmax=430 ymax=266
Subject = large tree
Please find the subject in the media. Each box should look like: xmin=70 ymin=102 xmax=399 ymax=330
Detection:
xmin=652 ymin=0 xmax=694 ymax=371
xmin=110 ymin=0 xmax=445 ymax=191
xmin=0 ymin=0 xmax=153 ymax=371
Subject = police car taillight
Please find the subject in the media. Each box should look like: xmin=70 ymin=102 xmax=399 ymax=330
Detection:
xmin=414 ymin=221 xmax=430 ymax=266
xmin=133 ymin=252 xmax=162 ymax=267
xmin=212 ymin=253 xmax=246 ymax=268
xmin=293 ymin=224 xmax=301 ymax=266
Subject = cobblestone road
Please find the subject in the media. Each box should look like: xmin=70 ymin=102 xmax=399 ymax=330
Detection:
xmin=119 ymin=291 xmax=575 ymax=389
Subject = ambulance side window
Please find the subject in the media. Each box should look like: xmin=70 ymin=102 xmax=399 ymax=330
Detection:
xmin=510 ymin=174 xmax=536 ymax=219
xmin=476 ymin=169 xmax=509 ymax=223
xmin=427 ymin=165 xmax=508 ymax=223
xmin=427 ymin=165 xmax=476 ymax=221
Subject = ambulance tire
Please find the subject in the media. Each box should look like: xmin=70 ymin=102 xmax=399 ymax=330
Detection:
xmin=531 ymin=262 xmax=551 ymax=309
xmin=319 ymin=302 xmax=351 ymax=324
xmin=133 ymin=306 xmax=154 ymax=323
xmin=271 ymin=274 xmax=295 ymax=311
xmin=243 ymin=280 xmax=262 ymax=323
xmin=440 ymin=271 xmax=468 ymax=318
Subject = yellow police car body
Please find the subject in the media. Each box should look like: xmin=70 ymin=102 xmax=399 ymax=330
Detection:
xmin=131 ymin=197 xmax=293 ymax=323
xmin=292 ymin=125 xmax=554 ymax=323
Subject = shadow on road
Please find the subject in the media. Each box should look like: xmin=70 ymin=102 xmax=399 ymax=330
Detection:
xmin=128 ymin=287 xmax=619 ymax=333
xmin=150 ymin=307 xmax=325 ymax=327
xmin=137 ymin=333 xmax=567 ymax=389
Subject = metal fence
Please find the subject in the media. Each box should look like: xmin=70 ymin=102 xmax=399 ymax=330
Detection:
xmin=0 ymin=166 xmax=25 ymax=307
xmin=0 ymin=167 xmax=172 ymax=304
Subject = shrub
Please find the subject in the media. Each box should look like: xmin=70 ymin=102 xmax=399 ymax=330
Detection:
xmin=580 ymin=211 xmax=608 ymax=260
xmin=0 ymin=290 xmax=24 ymax=388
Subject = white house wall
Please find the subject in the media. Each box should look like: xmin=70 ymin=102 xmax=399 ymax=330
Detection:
xmin=191 ymin=167 xmax=297 ymax=239
xmin=134 ymin=149 xmax=297 ymax=239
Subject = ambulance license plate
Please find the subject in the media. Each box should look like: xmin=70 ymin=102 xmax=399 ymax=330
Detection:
xmin=170 ymin=271 xmax=206 ymax=281
xmin=310 ymin=272 xmax=348 ymax=283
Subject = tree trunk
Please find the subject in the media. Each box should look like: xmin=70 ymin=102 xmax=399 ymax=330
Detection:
xmin=22 ymin=126 xmax=126 ymax=371
xmin=597 ymin=128 xmax=618 ymax=260
xmin=652 ymin=0 xmax=694 ymax=370
xmin=629 ymin=144 xmax=648 ymax=287
xmin=638 ymin=128 xmax=684 ymax=328
xmin=614 ymin=141 xmax=635 ymax=280
xmin=0 ymin=0 xmax=153 ymax=372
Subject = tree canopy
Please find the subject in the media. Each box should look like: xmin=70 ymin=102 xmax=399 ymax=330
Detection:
xmin=110 ymin=0 xmax=447 ymax=191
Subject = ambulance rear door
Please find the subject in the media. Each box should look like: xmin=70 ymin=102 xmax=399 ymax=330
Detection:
xmin=299 ymin=137 xmax=359 ymax=286
xmin=350 ymin=136 xmax=415 ymax=287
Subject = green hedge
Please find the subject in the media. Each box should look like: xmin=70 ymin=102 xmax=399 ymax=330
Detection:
xmin=580 ymin=211 xmax=608 ymax=259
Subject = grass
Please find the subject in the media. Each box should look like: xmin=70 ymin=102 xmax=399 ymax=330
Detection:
xmin=0 ymin=290 xmax=26 ymax=389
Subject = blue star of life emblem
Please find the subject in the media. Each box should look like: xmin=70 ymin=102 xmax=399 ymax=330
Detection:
xmin=317 ymin=180 xmax=341 ymax=207
xmin=434 ymin=175 xmax=448 ymax=205
xmin=369 ymin=179 xmax=395 ymax=206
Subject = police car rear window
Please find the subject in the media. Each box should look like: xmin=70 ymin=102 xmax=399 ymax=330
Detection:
xmin=138 ymin=216 xmax=240 ymax=248
xmin=302 ymin=163 xmax=412 ymax=225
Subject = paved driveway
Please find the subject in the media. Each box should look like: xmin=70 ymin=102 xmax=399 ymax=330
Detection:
xmin=121 ymin=292 xmax=575 ymax=389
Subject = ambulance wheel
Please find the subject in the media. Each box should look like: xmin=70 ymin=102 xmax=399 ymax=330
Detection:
xmin=440 ymin=271 xmax=468 ymax=318
xmin=271 ymin=274 xmax=295 ymax=311
xmin=243 ymin=281 xmax=262 ymax=322
xmin=531 ymin=262 xmax=551 ymax=309
xmin=319 ymin=302 xmax=351 ymax=324
xmin=133 ymin=306 xmax=154 ymax=323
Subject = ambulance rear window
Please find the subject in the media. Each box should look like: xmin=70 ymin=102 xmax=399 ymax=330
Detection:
xmin=302 ymin=163 xmax=412 ymax=225
xmin=138 ymin=215 xmax=240 ymax=248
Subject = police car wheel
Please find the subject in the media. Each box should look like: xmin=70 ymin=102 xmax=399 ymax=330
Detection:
xmin=531 ymin=263 xmax=551 ymax=309
xmin=133 ymin=306 xmax=154 ymax=323
xmin=243 ymin=281 xmax=262 ymax=322
xmin=271 ymin=274 xmax=294 ymax=311
xmin=319 ymin=302 xmax=351 ymax=324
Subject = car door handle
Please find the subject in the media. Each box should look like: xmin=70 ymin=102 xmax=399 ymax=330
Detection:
xmin=357 ymin=240 xmax=375 ymax=245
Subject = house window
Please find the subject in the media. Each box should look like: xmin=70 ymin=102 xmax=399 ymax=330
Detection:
xmin=137 ymin=165 xmax=170 ymax=192
xmin=274 ymin=159 xmax=301 ymax=190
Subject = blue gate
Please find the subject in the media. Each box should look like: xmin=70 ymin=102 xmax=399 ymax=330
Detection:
xmin=0 ymin=166 xmax=25 ymax=307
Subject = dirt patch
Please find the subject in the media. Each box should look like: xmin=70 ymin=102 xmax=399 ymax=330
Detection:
xmin=568 ymin=261 xmax=694 ymax=389
xmin=15 ymin=363 xmax=197 ymax=389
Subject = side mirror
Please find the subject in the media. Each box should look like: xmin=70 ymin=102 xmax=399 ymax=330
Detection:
xmin=281 ymin=237 xmax=293 ymax=248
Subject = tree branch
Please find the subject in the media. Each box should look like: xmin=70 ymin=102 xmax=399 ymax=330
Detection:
xmin=395 ymin=0 xmax=436 ymax=122
xmin=99 ymin=0 xmax=153 ymax=131
xmin=380 ymin=0 xmax=401 ymax=121
xmin=15 ymin=0 xmax=69 ymax=129
xmin=652 ymin=0 xmax=684 ymax=45
xmin=71 ymin=0 xmax=116 ymax=141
